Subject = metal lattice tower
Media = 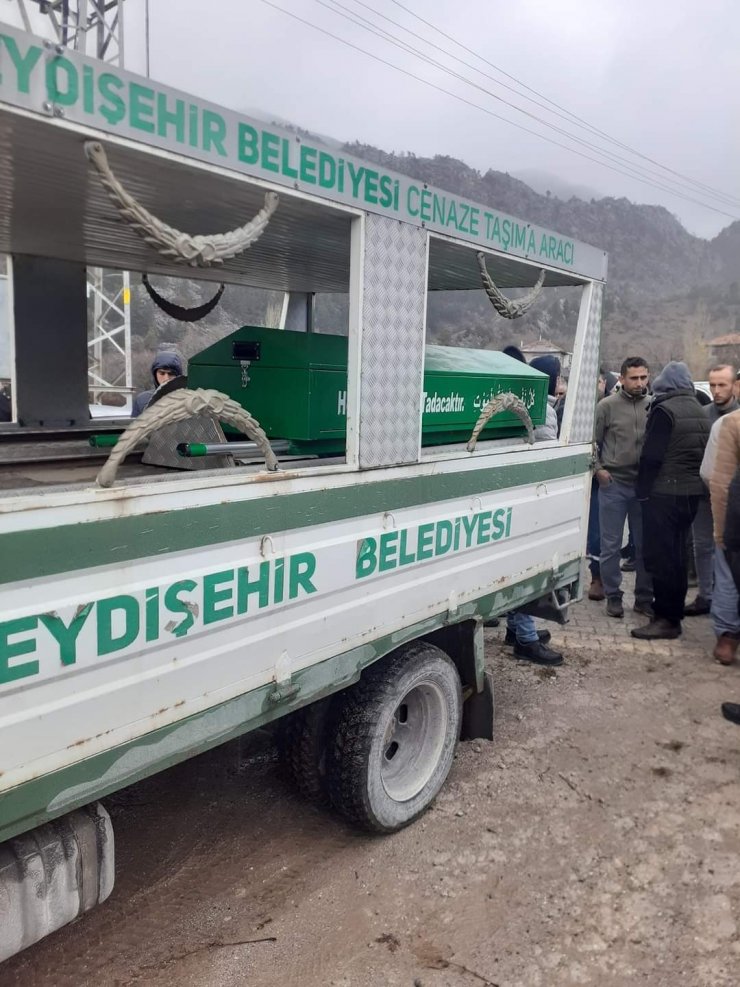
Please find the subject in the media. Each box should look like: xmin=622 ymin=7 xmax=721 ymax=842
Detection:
xmin=14 ymin=1 xmax=133 ymax=406
xmin=15 ymin=1 xmax=125 ymax=64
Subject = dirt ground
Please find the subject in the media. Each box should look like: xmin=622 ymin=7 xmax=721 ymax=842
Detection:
xmin=5 ymin=574 xmax=740 ymax=987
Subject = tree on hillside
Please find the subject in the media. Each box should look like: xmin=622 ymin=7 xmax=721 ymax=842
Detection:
xmin=682 ymin=326 xmax=709 ymax=378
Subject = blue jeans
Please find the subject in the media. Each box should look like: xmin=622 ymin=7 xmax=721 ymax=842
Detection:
xmin=598 ymin=478 xmax=652 ymax=604
xmin=587 ymin=478 xmax=600 ymax=578
xmin=506 ymin=612 xmax=539 ymax=644
xmin=711 ymin=547 xmax=740 ymax=637
xmin=691 ymin=496 xmax=714 ymax=601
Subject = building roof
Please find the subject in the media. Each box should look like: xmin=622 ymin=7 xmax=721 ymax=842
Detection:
xmin=709 ymin=334 xmax=740 ymax=347
xmin=520 ymin=338 xmax=570 ymax=354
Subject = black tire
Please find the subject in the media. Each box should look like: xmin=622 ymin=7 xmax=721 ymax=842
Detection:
xmin=326 ymin=642 xmax=462 ymax=833
xmin=277 ymin=699 xmax=333 ymax=804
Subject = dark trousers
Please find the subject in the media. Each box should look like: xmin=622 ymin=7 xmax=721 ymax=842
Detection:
xmin=642 ymin=494 xmax=700 ymax=624
xmin=587 ymin=478 xmax=600 ymax=578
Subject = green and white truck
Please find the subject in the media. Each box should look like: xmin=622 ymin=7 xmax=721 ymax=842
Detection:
xmin=0 ymin=22 xmax=606 ymax=961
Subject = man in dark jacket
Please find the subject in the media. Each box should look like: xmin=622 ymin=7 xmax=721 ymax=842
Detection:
xmin=632 ymin=362 xmax=710 ymax=640
xmin=132 ymin=350 xmax=184 ymax=417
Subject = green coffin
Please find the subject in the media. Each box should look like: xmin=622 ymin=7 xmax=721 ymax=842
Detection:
xmin=187 ymin=326 xmax=549 ymax=454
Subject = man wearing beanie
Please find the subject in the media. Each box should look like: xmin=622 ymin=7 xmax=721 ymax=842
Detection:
xmin=593 ymin=357 xmax=653 ymax=619
xmin=502 ymin=344 xmax=527 ymax=364
xmin=633 ymin=362 xmax=710 ymax=639
xmin=529 ymin=354 xmax=561 ymax=440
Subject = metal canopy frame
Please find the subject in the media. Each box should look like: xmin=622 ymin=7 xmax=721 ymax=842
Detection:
xmin=12 ymin=1 xmax=131 ymax=404
xmin=0 ymin=107 xmax=587 ymax=295
xmin=427 ymin=233 xmax=588 ymax=291
xmin=0 ymin=109 xmax=356 ymax=292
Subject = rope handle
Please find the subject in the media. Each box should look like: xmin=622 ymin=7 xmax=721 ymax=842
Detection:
xmin=467 ymin=391 xmax=534 ymax=452
xmin=85 ymin=141 xmax=279 ymax=267
xmin=477 ymin=252 xmax=546 ymax=319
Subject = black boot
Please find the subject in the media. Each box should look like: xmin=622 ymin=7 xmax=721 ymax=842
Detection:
xmin=684 ymin=596 xmax=711 ymax=616
xmin=631 ymin=617 xmax=681 ymax=640
xmin=721 ymin=702 xmax=740 ymax=725
xmin=504 ymin=628 xmax=551 ymax=646
xmin=513 ymin=640 xmax=564 ymax=666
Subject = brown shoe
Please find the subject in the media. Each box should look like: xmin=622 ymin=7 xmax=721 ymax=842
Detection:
xmin=588 ymin=577 xmax=606 ymax=601
xmin=714 ymin=634 xmax=740 ymax=666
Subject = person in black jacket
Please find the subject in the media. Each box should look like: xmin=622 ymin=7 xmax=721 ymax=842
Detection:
xmin=632 ymin=362 xmax=710 ymax=640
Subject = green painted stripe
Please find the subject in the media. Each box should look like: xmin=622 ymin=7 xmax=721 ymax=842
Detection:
xmin=0 ymin=454 xmax=588 ymax=584
xmin=0 ymin=560 xmax=580 ymax=843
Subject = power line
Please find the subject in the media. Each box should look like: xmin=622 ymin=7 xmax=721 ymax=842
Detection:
xmin=316 ymin=0 xmax=740 ymax=211
xmin=259 ymin=0 xmax=740 ymax=222
xmin=386 ymin=0 xmax=740 ymax=208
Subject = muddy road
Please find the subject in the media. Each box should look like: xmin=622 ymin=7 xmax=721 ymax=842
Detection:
xmin=4 ymin=580 xmax=740 ymax=987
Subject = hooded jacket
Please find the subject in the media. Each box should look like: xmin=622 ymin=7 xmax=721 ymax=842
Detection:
xmin=132 ymin=351 xmax=184 ymax=418
xmin=637 ymin=362 xmax=709 ymax=498
xmin=530 ymin=355 xmax=561 ymax=439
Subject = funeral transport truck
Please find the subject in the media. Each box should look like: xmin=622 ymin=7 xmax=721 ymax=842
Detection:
xmin=0 ymin=22 xmax=607 ymax=960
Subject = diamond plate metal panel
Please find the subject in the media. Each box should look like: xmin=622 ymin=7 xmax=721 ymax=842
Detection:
xmin=143 ymin=415 xmax=233 ymax=471
xmin=359 ymin=216 xmax=428 ymax=468
xmin=566 ymin=283 xmax=603 ymax=445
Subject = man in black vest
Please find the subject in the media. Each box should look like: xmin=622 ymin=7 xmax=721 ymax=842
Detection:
xmin=632 ymin=362 xmax=710 ymax=639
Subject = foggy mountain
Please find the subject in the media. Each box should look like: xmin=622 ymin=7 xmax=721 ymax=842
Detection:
xmin=126 ymin=143 xmax=740 ymax=389
xmin=511 ymin=169 xmax=602 ymax=204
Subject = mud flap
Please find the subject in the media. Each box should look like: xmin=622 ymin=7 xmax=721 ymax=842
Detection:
xmin=460 ymin=671 xmax=494 ymax=741
xmin=518 ymin=585 xmax=573 ymax=625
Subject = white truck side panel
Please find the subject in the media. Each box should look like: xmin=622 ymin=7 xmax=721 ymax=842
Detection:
xmin=0 ymin=472 xmax=588 ymax=790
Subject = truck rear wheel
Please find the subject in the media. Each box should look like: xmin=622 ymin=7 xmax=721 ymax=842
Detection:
xmin=277 ymin=699 xmax=333 ymax=804
xmin=327 ymin=642 xmax=462 ymax=833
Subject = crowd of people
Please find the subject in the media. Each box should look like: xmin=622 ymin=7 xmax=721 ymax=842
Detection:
xmin=587 ymin=357 xmax=740 ymax=723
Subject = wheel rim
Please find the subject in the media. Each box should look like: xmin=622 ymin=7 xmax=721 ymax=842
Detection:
xmin=380 ymin=681 xmax=449 ymax=802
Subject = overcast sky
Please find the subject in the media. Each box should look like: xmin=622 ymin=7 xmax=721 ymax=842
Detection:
xmin=11 ymin=0 xmax=740 ymax=238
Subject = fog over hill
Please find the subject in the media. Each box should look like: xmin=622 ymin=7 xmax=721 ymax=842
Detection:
xmin=511 ymin=170 xmax=602 ymax=205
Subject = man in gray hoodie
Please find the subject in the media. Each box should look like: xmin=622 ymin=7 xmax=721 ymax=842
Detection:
xmin=593 ymin=357 xmax=653 ymax=619
xmin=633 ymin=362 xmax=710 ymax=639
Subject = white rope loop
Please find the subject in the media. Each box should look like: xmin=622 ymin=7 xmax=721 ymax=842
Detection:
xmin=477 ymin=252 xmax=546 ymax=319
xmin=466 ymin=391 xmax=534 ymax=452
xmin=85 ymin=141 xmax=279 ymax=267
xmin=96 ymin=388 xmax=279 ymax=487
